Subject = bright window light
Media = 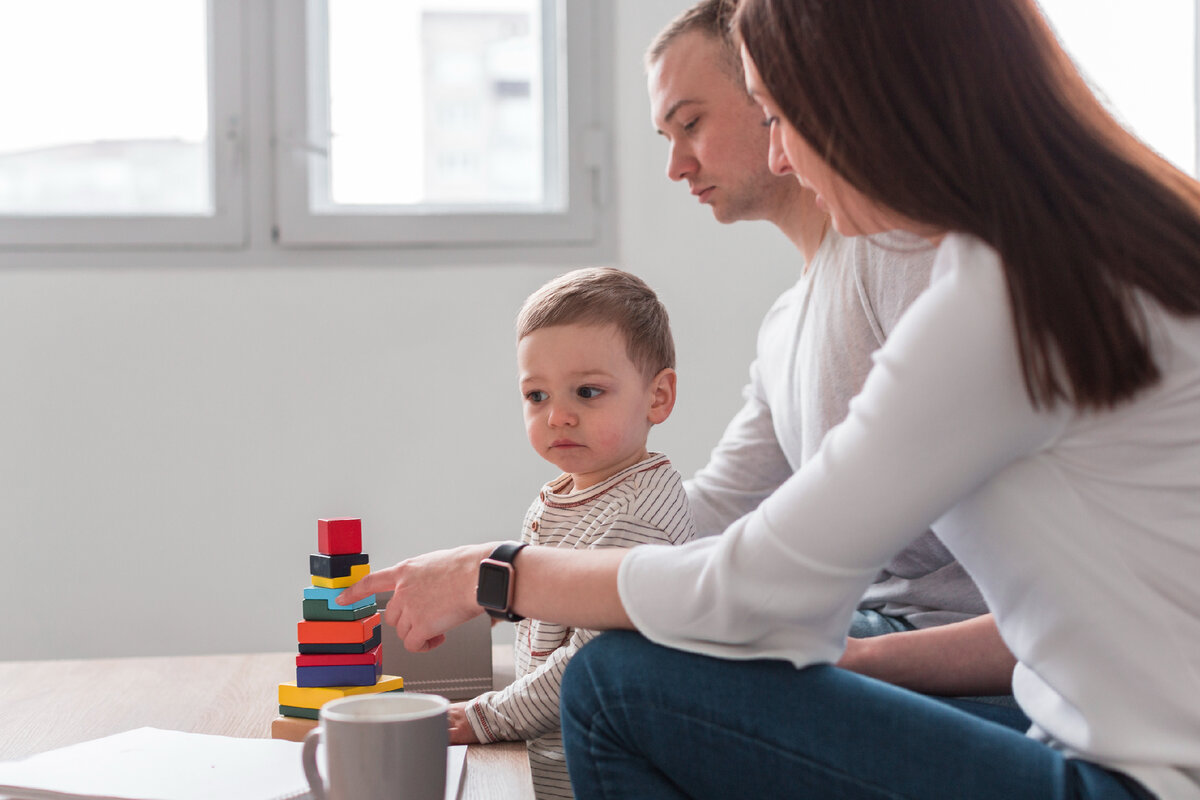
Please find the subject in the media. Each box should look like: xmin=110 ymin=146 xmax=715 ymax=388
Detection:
xmin=1038 ymin=0 xmax=1196 ymax=175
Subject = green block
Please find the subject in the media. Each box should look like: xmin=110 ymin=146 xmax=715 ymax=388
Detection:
xmin=303 ymin=599 xmax=378 ymax=622
xmin=279 ymin=704 xmax=319 ymax=720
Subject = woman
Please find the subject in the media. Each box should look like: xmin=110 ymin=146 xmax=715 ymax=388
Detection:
xmin=343 ymin=1 xmax=1200 ymax=797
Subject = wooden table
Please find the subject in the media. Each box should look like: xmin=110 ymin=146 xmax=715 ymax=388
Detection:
xmin=0 ymin=652 xmax=532 ymax=800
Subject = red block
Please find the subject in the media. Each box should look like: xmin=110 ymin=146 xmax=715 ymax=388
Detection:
xmin=318 ymin=518 xmax=362 ymax=555
xmin=296 ymin=644 xmax=382 ymax=668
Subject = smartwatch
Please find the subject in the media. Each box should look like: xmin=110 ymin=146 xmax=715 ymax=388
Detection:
xmin=477 ymin=541 xmax=528 ymax=622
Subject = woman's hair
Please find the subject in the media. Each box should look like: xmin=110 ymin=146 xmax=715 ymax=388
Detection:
xmin=735 ymin=0 xmax=1200 ymax=409
xmin=516 ymin=267 xmax=675 ymax=379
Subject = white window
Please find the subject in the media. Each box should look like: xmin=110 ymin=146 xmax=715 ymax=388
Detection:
xmin=0 ymin=0 xmax=613 ymax=261
xmin=1038 ymin=0 xmax=1196 ymax=175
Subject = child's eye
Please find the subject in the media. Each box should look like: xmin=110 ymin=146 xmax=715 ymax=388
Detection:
xmin=577 ymin=386 xmax=603 ymax=399
xmin=525 ymin=390 xmax=547 ymax=403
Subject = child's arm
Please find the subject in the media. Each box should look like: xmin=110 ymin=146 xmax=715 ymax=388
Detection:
xmin=462 ymin=625 xmax=601 ymax=744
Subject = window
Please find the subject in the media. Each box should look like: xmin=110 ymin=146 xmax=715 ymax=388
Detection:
xmin=0 ymin=0 xmax=613 ymax=260
xmin=1038 ymin=0 xmax=1196 ymax=175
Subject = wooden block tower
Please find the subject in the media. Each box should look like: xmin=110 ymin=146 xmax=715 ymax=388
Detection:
xmin=271 ymin=517 xmax=404 ymax=740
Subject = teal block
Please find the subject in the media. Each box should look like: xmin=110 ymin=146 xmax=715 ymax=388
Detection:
xmin=304 ymin=585 xmax=376 ymax=610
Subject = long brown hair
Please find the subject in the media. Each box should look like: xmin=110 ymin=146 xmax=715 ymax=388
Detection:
xmin=735 ymin=0 xmax=1200 ymax=409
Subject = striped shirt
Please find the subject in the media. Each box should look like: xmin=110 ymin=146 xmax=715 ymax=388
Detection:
xmin=464 ymin=452 xmax=695 ymax=799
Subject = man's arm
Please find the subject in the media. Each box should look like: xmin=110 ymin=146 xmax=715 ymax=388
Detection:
xmin=836 ymin=613 xmax=1016 ymax=696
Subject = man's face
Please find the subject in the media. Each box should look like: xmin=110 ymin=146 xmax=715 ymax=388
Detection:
xmin=648 ymin=31 xmax=793 ymax=224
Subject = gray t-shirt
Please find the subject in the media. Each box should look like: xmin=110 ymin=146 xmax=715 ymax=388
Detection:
xmin=685 ymin=229 xmax=987 ymax=627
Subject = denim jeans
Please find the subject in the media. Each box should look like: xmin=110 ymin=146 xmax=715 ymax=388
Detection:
xmin=560 ymin=631 xmax=1152 ymax=800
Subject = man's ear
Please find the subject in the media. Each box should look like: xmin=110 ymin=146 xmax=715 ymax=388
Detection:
xmin=647 ymin=367 xmax=677 ymax=425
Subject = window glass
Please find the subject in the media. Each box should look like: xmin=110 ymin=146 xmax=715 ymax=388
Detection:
xmin=323 ymin=0 xmax=547 ymax=209
xmin=1039 ymin=0 xmax=1196 ymax=175
xmin=0 ymin=0 xmax=211 ymax=215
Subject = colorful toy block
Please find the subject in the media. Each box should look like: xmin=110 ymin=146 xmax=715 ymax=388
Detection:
xmin=278 ymin=675 xmax=404 ymax=710
xmin=270 ymin=715 xmax=319 ymax=741
xmin=318 ymin=518 xmax=362 ymax=555
xmin=297 ymin=613 xmax=381 ymax=644
xmin=309 ymin=552 xmax=369 ymax=579
xmin=298 ymin=626 xmax=382 ymax=654
xmin=302 ymin=598 xmax=377 ymax=621
xmin=303 ymin=585 xmax=376 ymax=610
xmin=310 ymin=562 xmax=369 ymax=589
xmin=296 ymin=645 xmax=382 ymax=668
xmin=296 ymin=661 xmax=383 ymax=687
xmin=278 ymin=704 xmax=320 ymax=720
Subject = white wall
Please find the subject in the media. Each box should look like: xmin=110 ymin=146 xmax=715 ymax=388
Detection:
xmin=0 ymin=0 xmax=800 ymax=661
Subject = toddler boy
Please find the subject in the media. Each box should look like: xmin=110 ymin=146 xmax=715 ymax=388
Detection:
xmin=449 ymin=267 xmax=696 ymax=799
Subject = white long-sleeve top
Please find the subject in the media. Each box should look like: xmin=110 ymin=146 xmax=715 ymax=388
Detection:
xmin=620 ymin=234 xmax=1200 ymax=799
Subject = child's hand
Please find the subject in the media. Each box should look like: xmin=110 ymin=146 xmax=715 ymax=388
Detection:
xmin=447 ymin=702 xmax=480 ymax=745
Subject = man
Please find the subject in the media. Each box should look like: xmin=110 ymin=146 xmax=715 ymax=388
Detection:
xmin=645 ymin=0 xmax=1017 ymax=700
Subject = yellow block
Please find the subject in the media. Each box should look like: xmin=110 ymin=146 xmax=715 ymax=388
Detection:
xmin=278 ymin=675 xmax=404 ymax=710
xmin=311 ymin=563 xmax=370 ymax=589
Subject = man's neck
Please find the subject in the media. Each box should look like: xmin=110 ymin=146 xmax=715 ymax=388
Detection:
xmin=771 ymin=188 xmax=830 ymax=265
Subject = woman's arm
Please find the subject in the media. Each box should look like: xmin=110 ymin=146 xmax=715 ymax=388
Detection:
xmin=837 ymin=614 xmax=1016 ymax=696
xmin=337 ymin=544 xmax=632 ymax=653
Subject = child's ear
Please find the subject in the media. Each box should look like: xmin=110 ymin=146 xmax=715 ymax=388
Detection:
xmin=647 ymin=368 xmax=677 ymax=425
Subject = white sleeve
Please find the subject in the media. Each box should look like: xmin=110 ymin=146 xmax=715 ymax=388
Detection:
xmin=684 ymin=363 xmax=795 ymax=538
xmin=619 ymin=237 xmax=1067 ymax=666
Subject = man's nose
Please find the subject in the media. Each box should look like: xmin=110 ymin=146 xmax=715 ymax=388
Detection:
xmin=667 ymin=140 xmax=698 ymax=182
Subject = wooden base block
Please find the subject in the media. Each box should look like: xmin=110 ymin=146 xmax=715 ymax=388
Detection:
xmin=270 ymin=715 xmax=319 ymax=740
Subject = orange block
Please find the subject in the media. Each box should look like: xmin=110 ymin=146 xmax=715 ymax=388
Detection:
xmin=297 ymin=613 xmax=382 ymax=644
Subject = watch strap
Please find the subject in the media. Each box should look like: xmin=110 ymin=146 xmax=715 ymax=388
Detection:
xmin=482 ymin=541 xmax=527 ymax=622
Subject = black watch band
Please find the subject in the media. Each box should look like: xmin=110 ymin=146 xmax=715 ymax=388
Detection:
xmin=477 ymin=541 xmax=528 ymax=622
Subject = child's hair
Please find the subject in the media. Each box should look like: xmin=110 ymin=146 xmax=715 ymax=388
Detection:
xmin=516 ymin=267 xmax=675 ymax=380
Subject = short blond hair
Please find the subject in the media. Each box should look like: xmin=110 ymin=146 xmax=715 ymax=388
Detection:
xmin=644 ymin=0 xmax=742 ymax=79
xmin=516 ymin=267 xmax=675 ymax=379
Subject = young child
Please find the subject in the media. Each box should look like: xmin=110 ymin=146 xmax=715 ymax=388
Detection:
xmin=450 ymin=267 xmax=696 ymax=799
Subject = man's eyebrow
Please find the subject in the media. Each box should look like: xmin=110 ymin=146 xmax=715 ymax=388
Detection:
xmin=658 ymin=98 xmax=701 ymax=129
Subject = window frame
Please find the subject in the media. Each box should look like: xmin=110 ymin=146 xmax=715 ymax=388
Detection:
xmin=0 ymin=0 xmax=614 ymax=265
xmin=0 ymin=0 xmax=247 ymax=251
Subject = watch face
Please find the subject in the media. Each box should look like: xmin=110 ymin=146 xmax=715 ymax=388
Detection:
xmin=477 ymin=561 xmax=511 ymax=610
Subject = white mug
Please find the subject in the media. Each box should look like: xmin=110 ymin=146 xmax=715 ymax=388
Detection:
xmin=301 ymin=692 xmax=450 ymax=800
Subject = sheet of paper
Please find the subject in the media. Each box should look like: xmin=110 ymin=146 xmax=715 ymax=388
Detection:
xmin=0 ymin=727 xmax=311 ymax=800
xmin=0 ymin=728 xmax=469 ymax=800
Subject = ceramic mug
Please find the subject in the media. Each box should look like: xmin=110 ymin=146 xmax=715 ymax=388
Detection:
xmin=301 ymin=692 xmax=449 ymax=800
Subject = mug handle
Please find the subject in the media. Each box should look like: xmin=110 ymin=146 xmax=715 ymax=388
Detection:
xmin=301 ymin=727 xmax=327 ymax=800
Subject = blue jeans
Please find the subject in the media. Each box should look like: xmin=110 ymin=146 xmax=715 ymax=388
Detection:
xmin=560 ymin=631 xmax=1152 ymax=800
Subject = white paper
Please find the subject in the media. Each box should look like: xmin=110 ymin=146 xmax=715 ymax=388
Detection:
xmin=0 ymin=728 xmax=311 ymax=800
xmin=0 ymin=729 xmax=470 ymax=800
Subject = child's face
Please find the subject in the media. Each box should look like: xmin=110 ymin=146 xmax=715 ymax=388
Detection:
xmin=518 ymin=322 xmax=672 ymax=491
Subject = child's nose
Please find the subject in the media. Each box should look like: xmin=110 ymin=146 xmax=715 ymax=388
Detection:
xmin=547 ymin=403 xmax=577 ymax=427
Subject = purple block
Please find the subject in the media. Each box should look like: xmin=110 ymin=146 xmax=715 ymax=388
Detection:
xmin=296 ymin=661 xmax=384 ymax=688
